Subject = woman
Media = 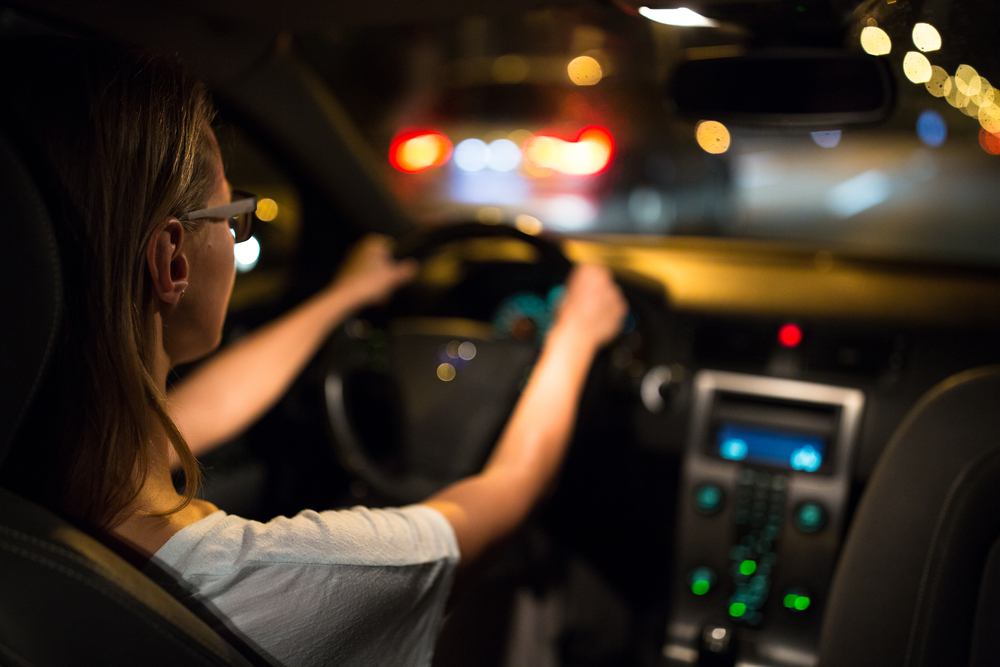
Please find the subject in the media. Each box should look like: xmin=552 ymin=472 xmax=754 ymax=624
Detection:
xmin=1 ymin=38 xmax=627 ymax=666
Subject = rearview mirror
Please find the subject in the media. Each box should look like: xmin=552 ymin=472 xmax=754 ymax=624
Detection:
xmin=668 ymin=50 xmax=894 ymax=127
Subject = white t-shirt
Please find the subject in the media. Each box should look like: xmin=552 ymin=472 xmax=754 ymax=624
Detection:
xmin=145 ymin=505 xmax=460 ymax=667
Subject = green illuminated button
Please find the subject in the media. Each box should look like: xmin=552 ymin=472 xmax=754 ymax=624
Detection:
xmin=694 ymin=484 xmax=724 ymax=515
xmin=729 ymin=602 xmax=747 ymax=618
xmin=688 ymin=567 xmax=716 ymax=596
xmin=783 ymin=587 xmax=812 ymax=612
xmin=739 ymin=559 xmax=757 ymax=576
xmin=794 ymin=501 xmax=826 ymax=533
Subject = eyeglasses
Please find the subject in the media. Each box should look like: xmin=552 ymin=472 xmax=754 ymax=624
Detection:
xmin=178 ymin=190 xmax=257 ymax=243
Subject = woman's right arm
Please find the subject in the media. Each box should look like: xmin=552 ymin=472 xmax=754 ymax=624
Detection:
xmin=422 ymin=264 xmax=627 ymax=565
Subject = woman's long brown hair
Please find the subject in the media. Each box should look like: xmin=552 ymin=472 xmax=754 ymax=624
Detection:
xmin=0 ymin=38 xmax=216 ymax=531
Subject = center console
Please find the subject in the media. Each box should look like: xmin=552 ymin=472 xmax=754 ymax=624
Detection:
xmin=664 ymin=371 xmax=864 ymax=667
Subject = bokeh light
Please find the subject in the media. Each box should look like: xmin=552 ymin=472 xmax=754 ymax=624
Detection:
xmin=912 ymin=23 xmax=942 ymax=52
xmin=860 ymin=27 xmax=892 ymax=56
xmin=492 ymin=54 xmax=530 ymax=83
xmin=945 ymin=79 xmax=970 ymax=109
xmin=903 ymin=52 xmax=932 ymax=83
xmin=980 ymin=128 xmax=1000 ymax=155
xmin=234 ymin=235 xmax=260 ymax=273
xmin=925 ymin=66 xmax=951 ymax=97
xmin=458 ymin=342 xmax=477 ymax=360
xmin=508 ymin=129 xmax=532 ymax=146
xmin=980 ymin=103 xmax=1000 ymax=133
xmin=454 ymin=138 xmax=490 ymax=172
xmin=696 ymin=120 xmax=730 ymax=154
xmin=522 ymin=126 xmax=615 ymax=175
xmin=811 ymin=130 xmax=841 ymax=148
xmin=972 ymin=79 xmax=995 ymax=107
xmin=389 ymin=131 xmax=452 ymax=173
xmin=955 ymin=65 xmax=981 ymax=96
xmin=255 ymin=198 xmax=279 ymax=222
xmin=961 ymin=99 xmax=981 ymax=118
xmin=514 ymin=214 xmax=543 ymax=236
xmin=567 ymin=56 xmax=603 ymax=86
xmin=437 ymin=362 xmax=457 ymax=381
xmin=916 ymin=110 xmax=947 ymax=147
xmin=486 ymin=139 xmax=522 ymax=172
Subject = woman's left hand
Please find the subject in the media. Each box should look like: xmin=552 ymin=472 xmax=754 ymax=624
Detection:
xmin=331 ymin=234 xmax=418 ymax=309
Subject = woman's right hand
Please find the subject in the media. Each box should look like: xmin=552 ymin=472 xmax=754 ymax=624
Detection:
xmin=550 ymin=264 xmax=628 ymax=353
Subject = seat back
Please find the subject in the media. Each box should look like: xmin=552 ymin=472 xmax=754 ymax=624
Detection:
xmin=819 ymin=365 xmax=1000 ymax=667
xmin=0 ymin=131 xmax=255 ymax=666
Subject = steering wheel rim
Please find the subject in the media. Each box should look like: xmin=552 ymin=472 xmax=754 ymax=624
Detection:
xmin=322 ymin=222 xmax=572 ymax=504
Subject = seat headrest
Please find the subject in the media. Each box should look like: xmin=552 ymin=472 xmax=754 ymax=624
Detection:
xmin=0 ymin=132 xmax=61 ymax=466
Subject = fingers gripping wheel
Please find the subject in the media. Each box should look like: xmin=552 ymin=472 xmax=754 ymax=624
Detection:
xmin=321 ymin=223 xmax=573 ymax=504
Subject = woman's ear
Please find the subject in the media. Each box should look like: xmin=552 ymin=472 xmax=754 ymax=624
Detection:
xmin=146 ymin=218 xmax=189 ymax=306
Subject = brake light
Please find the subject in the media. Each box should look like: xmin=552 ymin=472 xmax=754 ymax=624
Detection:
xmin=389 ymin=130 xmax=453 ymax=173
xmin=522 ymin=126 xmax=615 ymax=176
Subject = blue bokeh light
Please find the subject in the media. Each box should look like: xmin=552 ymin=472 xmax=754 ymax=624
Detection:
xmin=720 ymin=438 xmax=749 ymax=461
xmin=917 ymin=110 xmax=947 ymax=147
xmin=790 ymin=445 xmax=822 ymax=472
xmin=454 ymin=138 xmax=490 ymax=171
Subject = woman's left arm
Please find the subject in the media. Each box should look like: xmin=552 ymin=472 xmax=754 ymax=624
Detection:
xmin=167 ymin=235 xmax=416 ymax=460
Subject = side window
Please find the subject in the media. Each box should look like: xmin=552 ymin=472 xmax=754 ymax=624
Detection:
xmin=215 ymin=123 xmax=302 ymax=313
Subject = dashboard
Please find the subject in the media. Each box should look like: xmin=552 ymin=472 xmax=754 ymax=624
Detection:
xmin=301 ymin=233 xmax=1000 ymax=665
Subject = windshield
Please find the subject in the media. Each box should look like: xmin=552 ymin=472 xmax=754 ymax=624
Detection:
xmin=298 ymin=2 xmax=1000 ymax=266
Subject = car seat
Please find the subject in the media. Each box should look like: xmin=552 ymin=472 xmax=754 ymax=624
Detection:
xmin=0 ymin=130 xmax=259 ymax=666
xmin=819 ymin=365 xmax=1000 ymax=667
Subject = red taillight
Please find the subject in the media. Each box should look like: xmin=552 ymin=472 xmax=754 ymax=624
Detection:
xmin=389 ymin=130 xmax=453 ymax=173
xmin=521 ymin=126 xmax=615 ymax=176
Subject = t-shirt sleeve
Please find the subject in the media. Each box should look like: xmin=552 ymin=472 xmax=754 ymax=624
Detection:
xmin=147 ymin=505 xmax=459 ymax=667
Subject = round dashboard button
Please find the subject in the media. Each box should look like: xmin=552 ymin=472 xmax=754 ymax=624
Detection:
xmin=794 ymin=501 xmax=826 ymax=533
xmin=783 ymin=587 xmax=812 ymax=612
xmin=689 ymin=566 xmax=717 ymax=596
xmin=694 ymin=484 xmax=724 ymax=515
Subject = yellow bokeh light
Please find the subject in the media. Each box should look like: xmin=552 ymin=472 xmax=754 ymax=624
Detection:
xmin=925 ymin=66 xmax=951 ymax=97
xmin=437 ymin=363 xmax=457 ymax=382
xmin=946 ymin=79 xmax=970 ymax=109
xmin=695 ymin=121 xmax=730 ymax=154
xmin=567 ymin=56 xmax=603 ymax=86
xmin=508 ymin=129 xmax=532 ymax=146
xmin=955 ymin=64 xmax=981 ymax=96
xmin=255 ymin=198 xmax=279 ymax=222
xmin=514 ymin=214 xmax=543 ymax=236
xmin=979 ymin=103 xmax=1000 ymax=134
xmin=912 ymin=23 xmax=942 ymax=52
xmin=492 ymin=54 xmax=530 ymax=83
xmin=972 ymin=79 xmax=994 ymax=107
xmin=962 ymin=100 xmax=981 ymax=118
xmin=903 ymin=52 xmax=932 ymax=83
xmin=860 ymin=26 xmax=892 ymax=56
xmin=400 ymin=135 xmax=443 ymax=171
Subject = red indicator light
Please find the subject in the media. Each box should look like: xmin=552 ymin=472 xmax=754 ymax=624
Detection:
xmin=521 ymin=125 xmax=615 ymax=176
xmin=389 ymin=130 xmax=453 ymax=173
xmin=778 ymin=323 xmax=803 ymax=348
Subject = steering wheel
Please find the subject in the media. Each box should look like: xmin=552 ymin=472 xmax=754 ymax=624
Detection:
xmin=319 ymin=223 xmax=573 ymax=504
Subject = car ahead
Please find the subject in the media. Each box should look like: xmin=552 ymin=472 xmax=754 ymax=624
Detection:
xmin=3 ymin=0 xmax=1000 ymax=666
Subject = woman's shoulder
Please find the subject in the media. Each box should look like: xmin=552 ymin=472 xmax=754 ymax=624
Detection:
xmin=150 ymin=504 xmax=459 ymax=576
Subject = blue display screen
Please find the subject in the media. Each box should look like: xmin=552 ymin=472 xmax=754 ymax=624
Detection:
xmin=716 ymin=422 xmax=826 ymax=472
